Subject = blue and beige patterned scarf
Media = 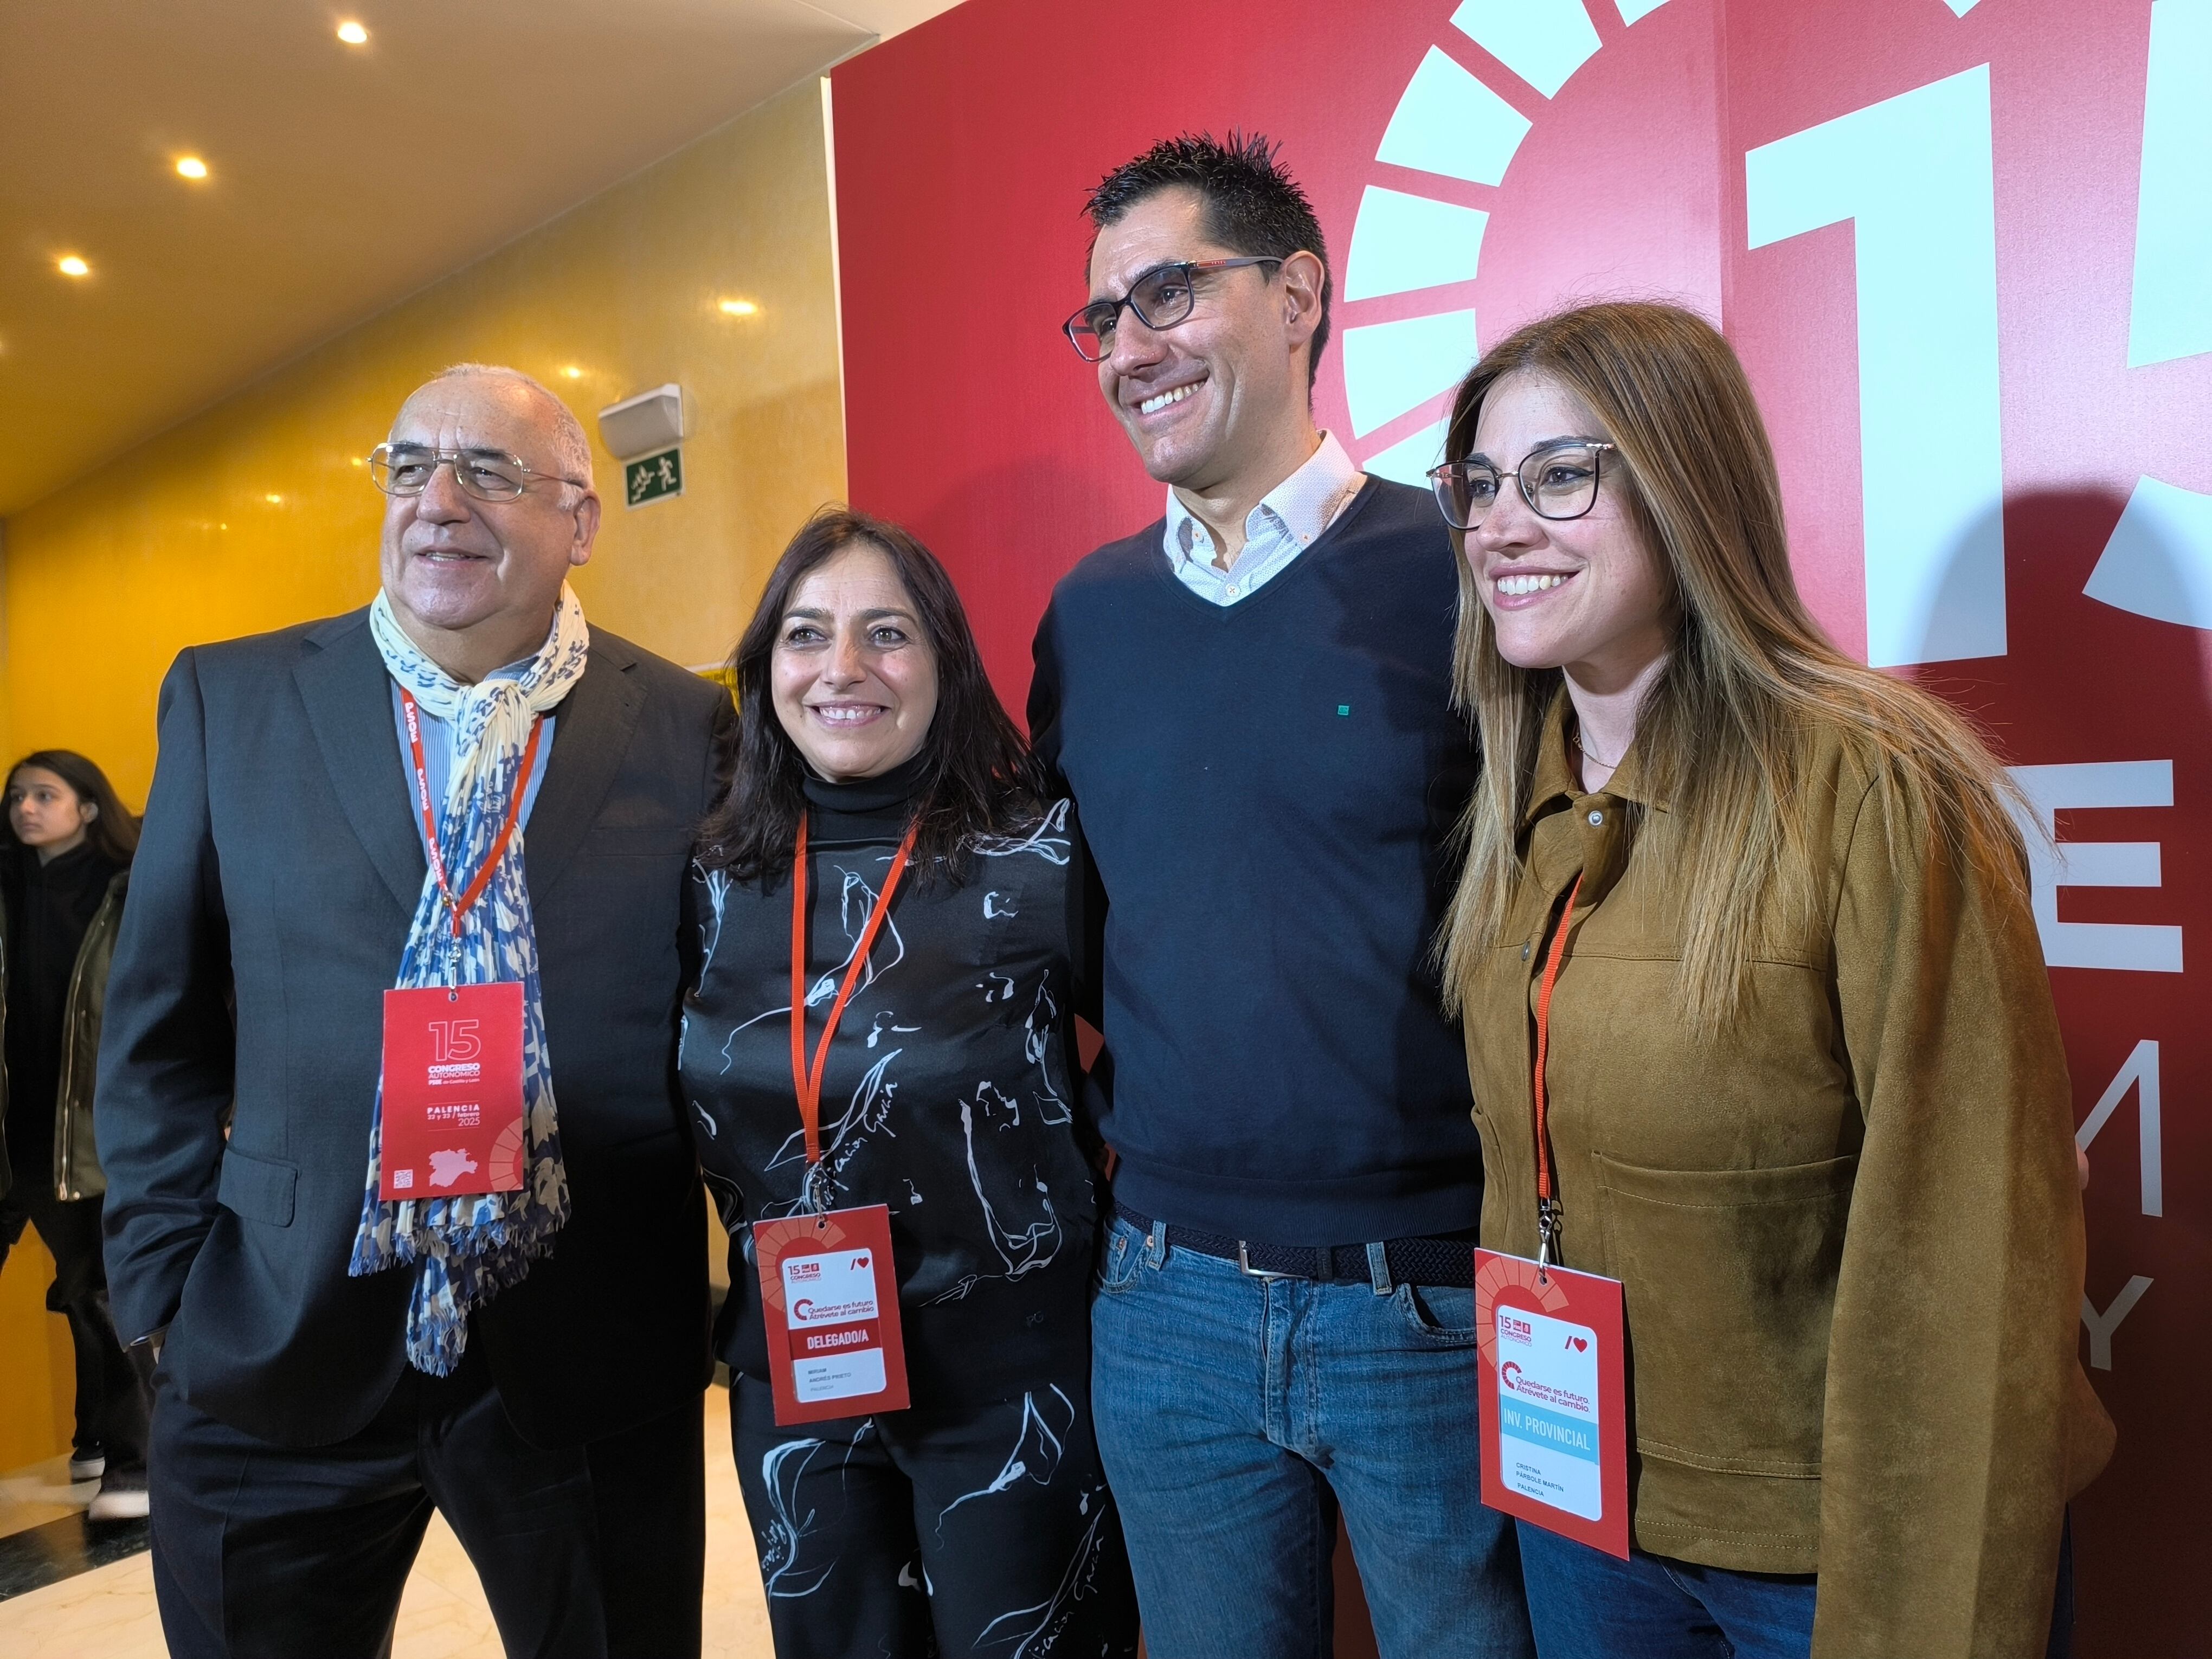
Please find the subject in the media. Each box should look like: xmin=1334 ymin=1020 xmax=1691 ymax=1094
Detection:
xmin=348 ymin=586 xmax=590 ymax=1374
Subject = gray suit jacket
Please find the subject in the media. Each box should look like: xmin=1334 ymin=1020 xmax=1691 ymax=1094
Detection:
xmin=97 ymin=607 xmax=735 ymax=1448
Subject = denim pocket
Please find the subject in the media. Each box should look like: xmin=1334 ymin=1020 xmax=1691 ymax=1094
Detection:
xmin=1394 ymin=1282 xmax=1477 ymax=1345
xmin=1094 ymin=1220 xmax=1145 ymax=1296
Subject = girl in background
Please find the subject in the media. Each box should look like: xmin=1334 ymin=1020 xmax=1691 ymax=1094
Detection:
xmin=1 ymin=749 xmax=151 ymax=1522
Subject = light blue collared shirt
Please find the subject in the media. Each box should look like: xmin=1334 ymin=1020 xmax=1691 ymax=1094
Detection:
xmin=1162 ymin=430 xmax=1365 ymax=606
xmin=390 ymin=662 xmax=554 ymax=859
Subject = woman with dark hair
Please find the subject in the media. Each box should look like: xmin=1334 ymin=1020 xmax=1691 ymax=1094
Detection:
xmin=1 ymin=749 xmax=154 ymax=1521
xmin=683 ymin=507 xmax=1137 ymax=1658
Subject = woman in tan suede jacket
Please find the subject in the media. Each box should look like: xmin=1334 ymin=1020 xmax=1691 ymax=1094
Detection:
xmin=1426 ymin=302 xmax=2112 ymax=1658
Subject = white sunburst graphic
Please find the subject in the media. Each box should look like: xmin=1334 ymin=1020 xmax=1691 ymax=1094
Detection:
xmin=1338 ymin=0 xmax=2212 ymax=662
xmin=1340 ymin=0 xmax=1674 ymax=490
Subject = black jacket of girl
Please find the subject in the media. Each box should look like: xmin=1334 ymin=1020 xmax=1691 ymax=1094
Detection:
xmin=2 ymin=841 xmax=128 ymax=1201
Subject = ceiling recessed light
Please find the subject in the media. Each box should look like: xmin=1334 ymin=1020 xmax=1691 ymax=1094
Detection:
xmin=57 ymin=255 xmax=90 ymax=278
xmin=719 ymin=299 xmax=760 ymax=317
xmin=337 ymin=20 xmax=369 ymax=45
xmin=176 ymin=156 xmax=209 ymax=181
xmin=266 ymin=493 xmax=284 ymax=505
xmin=561 ymin=365 xmax=583 ymax=380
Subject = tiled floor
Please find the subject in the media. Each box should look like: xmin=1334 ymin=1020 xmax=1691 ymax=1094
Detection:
xmin=0 ymin=1387 xmax=776 ymax=1657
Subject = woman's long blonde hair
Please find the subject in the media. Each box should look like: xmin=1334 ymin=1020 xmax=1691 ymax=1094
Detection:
xmin=1438 ymin=302 xmax=2027 ymax=1037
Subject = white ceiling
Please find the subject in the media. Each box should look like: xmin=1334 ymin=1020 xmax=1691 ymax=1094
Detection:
xmin=0 ymin=0 xmax=960 ymax=515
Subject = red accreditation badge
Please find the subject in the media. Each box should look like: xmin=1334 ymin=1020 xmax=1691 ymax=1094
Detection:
xmin=751 ymin=1205 xmax=910 ymax=1426
xmin=1475 ymin=1249 xmax=1630 ymax=1558
xmin=378 ymin=982 xmax=527 ymax=1201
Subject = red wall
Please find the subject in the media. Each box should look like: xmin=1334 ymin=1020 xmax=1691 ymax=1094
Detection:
xmin=834 ymin=2 xmax=2212 ymax=1649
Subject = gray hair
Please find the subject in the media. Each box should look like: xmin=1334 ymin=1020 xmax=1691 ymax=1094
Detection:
xmin=408 ymin=363 xmax=595 ymax=498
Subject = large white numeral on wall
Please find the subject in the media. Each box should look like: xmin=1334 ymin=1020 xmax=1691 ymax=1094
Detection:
xmin=2129 ymin=0 xmax=2212 ymax=368
xmin=1746 ymin=66 xmax=2005 ymax=668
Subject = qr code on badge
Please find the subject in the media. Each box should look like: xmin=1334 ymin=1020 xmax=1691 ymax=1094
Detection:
xmin=393 ymin=1168 xmax=414 ymax=1189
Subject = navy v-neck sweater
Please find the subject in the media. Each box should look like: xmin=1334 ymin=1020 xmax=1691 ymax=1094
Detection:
xmin=1028 ymin=478 xmax=1483 ymax=1245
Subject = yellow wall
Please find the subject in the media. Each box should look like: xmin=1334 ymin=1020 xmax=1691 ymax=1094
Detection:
xmin=0 ymin=1231 xmax=76 ymax=1471
xmin=0 ymin=74 xmax=843 ymax=799
xmin=0 ymin=76 xmax=845 ymax=1469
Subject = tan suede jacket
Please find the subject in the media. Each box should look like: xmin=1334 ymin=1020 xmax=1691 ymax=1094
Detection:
xmin=1461 ymin=700 xmax=2113 ymax=1658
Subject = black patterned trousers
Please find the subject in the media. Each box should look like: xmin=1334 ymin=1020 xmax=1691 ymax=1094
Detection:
xmin=730 ymin=1366 xmax=1140 ymax=1658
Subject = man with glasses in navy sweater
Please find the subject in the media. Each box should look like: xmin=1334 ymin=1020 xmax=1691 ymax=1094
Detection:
xmin=1029 ymin=134 xmax=1534 ymax=1657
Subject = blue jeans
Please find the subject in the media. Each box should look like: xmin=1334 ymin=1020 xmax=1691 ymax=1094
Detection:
xmin=1090 ymin=1214 xmax=1535 ymax=1659
xmin=1516 ymin=1513 xmax=2075 ymax=1659
xmin=1517 ymin=1522 xmax=1816 ymax=1659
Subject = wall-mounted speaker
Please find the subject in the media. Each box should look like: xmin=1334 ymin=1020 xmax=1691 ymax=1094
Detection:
xmin=596 ymin=384 xmax=684 ymax=460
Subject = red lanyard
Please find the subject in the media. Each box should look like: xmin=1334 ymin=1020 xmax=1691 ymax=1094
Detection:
xmin=1531 ymin=872 xmax=1585 ymax=1267
xmin=790 ymin=812 xmax=923 ymax=1173
xmin=399 ymin=688 xmax=544 ymax=939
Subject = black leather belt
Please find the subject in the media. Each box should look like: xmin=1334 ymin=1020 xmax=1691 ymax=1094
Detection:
xmin=1113 ymin=1202 xmax=1475 ymax=1288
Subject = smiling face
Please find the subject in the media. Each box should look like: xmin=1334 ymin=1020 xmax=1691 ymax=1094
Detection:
xmin=771 ymin=542 xmax=941 ymax=783
xmin=1468 ymin=371 xmax=1675 ymax=692
xmin=7 ymin=766 xmax=94 ymax=858
xmin=378 ymin=373 xmax=599 ymax=677
xmin=1085 ymin=188 xmax=1317 ymax=497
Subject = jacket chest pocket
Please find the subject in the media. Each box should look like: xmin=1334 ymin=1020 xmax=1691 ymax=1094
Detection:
xmin=1594 ymin=1149 xmax=1856 ymax=1478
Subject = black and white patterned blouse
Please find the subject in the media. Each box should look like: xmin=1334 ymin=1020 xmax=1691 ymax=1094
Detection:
xmin=681 ymin=754 xmax=1101 ymax=1397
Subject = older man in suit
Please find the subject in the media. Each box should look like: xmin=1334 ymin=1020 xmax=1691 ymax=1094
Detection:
xmin=98 ymin=364 xmax=732 ymax=1658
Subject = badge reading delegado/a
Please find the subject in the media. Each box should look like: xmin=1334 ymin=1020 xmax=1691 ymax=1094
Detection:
xmin=753 ymin=1206 xmax=910 ymax=1425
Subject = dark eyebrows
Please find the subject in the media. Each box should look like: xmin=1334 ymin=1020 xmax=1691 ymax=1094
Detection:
xmin=1088 ymin=258 xmax=1191 ymax=306
xmin=780 ymin=606 xmax=918 ymax=625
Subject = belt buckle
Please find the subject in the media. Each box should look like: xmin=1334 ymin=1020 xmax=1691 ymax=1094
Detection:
xmin=1237 ymin=1241 xmax=1288 ymax=1280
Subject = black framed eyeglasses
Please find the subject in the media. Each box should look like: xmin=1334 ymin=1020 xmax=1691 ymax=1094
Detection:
xmin=1428 ymin=440 xmax=1617 ymax=531
xmin=367 ymin=443 xmax=588 ymax=503
xmin=1063 ymin=258 xmax=1284 ymax=362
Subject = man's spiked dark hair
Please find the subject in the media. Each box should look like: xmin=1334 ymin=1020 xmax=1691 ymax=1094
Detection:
xmin=1083 ymin=131 xmax=1333 ymax=386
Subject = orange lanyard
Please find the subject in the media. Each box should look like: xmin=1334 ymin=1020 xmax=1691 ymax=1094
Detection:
xmin=399 ymin=688 xmax=544 ymax=940
xmin=789 ymin=812 xmax=922 ymax=1186
xmin=1531 ymin=872 xmax=1585 ymax=1268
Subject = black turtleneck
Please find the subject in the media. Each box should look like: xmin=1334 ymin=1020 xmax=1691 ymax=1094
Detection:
xmin=800 ymin=749 xmax=931 ymax=843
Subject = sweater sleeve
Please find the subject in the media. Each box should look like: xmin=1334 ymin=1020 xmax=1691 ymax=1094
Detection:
xmin=1811 ymin=778 xmax=2108 ymax=1658
xmin=1061 ymin=805 xmax=1105 ymax=1032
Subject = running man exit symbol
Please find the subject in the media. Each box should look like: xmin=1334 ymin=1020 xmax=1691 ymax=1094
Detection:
xmin=625 ymin=446 xmax=683 ymax=507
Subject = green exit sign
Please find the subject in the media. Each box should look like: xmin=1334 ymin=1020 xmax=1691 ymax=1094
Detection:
xmin=623 ymin=446 xmax=683 ymax=508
